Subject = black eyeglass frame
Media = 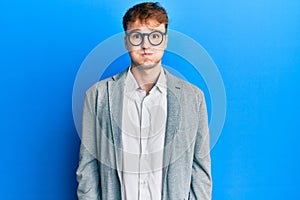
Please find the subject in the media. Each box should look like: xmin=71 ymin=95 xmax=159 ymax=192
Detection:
xmin=126 ymin=30 xmax=167 ymax=46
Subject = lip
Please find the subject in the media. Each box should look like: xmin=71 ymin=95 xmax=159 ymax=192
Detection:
xmin=141 ymin=52 xmax=153 ymax=56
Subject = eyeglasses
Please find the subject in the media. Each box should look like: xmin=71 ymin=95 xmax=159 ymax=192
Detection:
xmin=126 ymin=30 xmax=166 ymax=46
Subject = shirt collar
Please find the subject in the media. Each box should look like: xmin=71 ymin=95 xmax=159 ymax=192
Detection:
xmin=155 ymin=67 xmax=167 ymax=94
xmin=124 ymin=67 xmax=140 ymax=93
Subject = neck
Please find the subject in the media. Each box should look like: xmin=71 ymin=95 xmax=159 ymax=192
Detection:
xmin=130 ymin=62 xmax=162 ymax=94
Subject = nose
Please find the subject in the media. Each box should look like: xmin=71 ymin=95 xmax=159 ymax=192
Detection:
xmin=141 ymin=35 xmax=151 ymax=49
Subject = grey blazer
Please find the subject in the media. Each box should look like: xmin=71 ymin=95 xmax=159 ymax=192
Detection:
xmin=76 ymin=68 xmax=212 ymax=200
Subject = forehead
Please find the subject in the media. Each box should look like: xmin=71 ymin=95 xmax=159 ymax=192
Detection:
xmin=127 ymin=19 xmax=165 ymax=32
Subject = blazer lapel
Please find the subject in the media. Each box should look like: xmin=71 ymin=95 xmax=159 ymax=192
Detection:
xmin=108 ymin=70 xmax=128 ymax=183
xmin=162 ymin=69 xmax=182 ymax=199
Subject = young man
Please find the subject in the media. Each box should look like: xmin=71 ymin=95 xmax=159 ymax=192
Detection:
xmin=76 ymin=2 xmax=212 ymax=199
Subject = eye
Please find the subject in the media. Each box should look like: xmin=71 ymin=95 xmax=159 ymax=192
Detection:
xmin=131 ymin=33 xmax=141 ymax=39
xmin=151 ymin=33 xmax=161 ymax=39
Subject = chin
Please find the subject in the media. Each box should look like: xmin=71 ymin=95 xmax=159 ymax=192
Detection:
xmin=136 ymin=62 xmax=160 ymax=70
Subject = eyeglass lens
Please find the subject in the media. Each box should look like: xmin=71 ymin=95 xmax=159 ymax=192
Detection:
xmin=128 ymin=31 xmax=164 ymax=46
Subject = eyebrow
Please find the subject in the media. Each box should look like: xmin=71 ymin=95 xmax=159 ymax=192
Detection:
xmin=128 ymin=28 xmax=162 ymax=32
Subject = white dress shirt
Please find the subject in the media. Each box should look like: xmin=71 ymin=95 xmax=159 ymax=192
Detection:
xmin=121 ymin=67 xmax=167 ymax=200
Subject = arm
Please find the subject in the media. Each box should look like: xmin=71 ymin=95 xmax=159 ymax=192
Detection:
xmin=76 ymin=90 xmax=101 ymax=200
xmin=189 ymin=91 xmax=212 ymax=199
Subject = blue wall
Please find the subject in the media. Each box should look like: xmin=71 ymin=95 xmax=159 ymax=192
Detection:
xmin=1 ymin=0 xmax=299 ymax=199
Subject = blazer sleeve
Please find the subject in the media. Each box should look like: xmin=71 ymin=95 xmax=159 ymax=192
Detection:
xmin=189 ymin=91 xmax=212 ymax=200
xmin=76 ymin=90 xmax=101 ymax=200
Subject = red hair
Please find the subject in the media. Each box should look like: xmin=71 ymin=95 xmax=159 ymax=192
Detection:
xmin=123 ymin=2 xmax=169 ymax=31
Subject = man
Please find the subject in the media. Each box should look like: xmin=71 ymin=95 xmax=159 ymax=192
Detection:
xmin=76 ymin=2 xmax=212 ymax=200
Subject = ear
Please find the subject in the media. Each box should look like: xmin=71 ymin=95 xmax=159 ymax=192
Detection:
xmin=124 ymin=35 xmax=130 ymax=51
xmin=163 ymin=34 xmax=168 ymax=49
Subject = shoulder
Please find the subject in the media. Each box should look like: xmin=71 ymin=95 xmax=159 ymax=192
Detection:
xmin=84 ymin=77 xmax=112 ymax=100
xmin=85 ymin=69 xmax=127 ymax=97
xmin=165 ymin=69 xmax=205 ymax=102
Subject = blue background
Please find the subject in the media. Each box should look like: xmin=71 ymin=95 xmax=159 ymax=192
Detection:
xmin=1 ymin=0 xmax=299 ymax=199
